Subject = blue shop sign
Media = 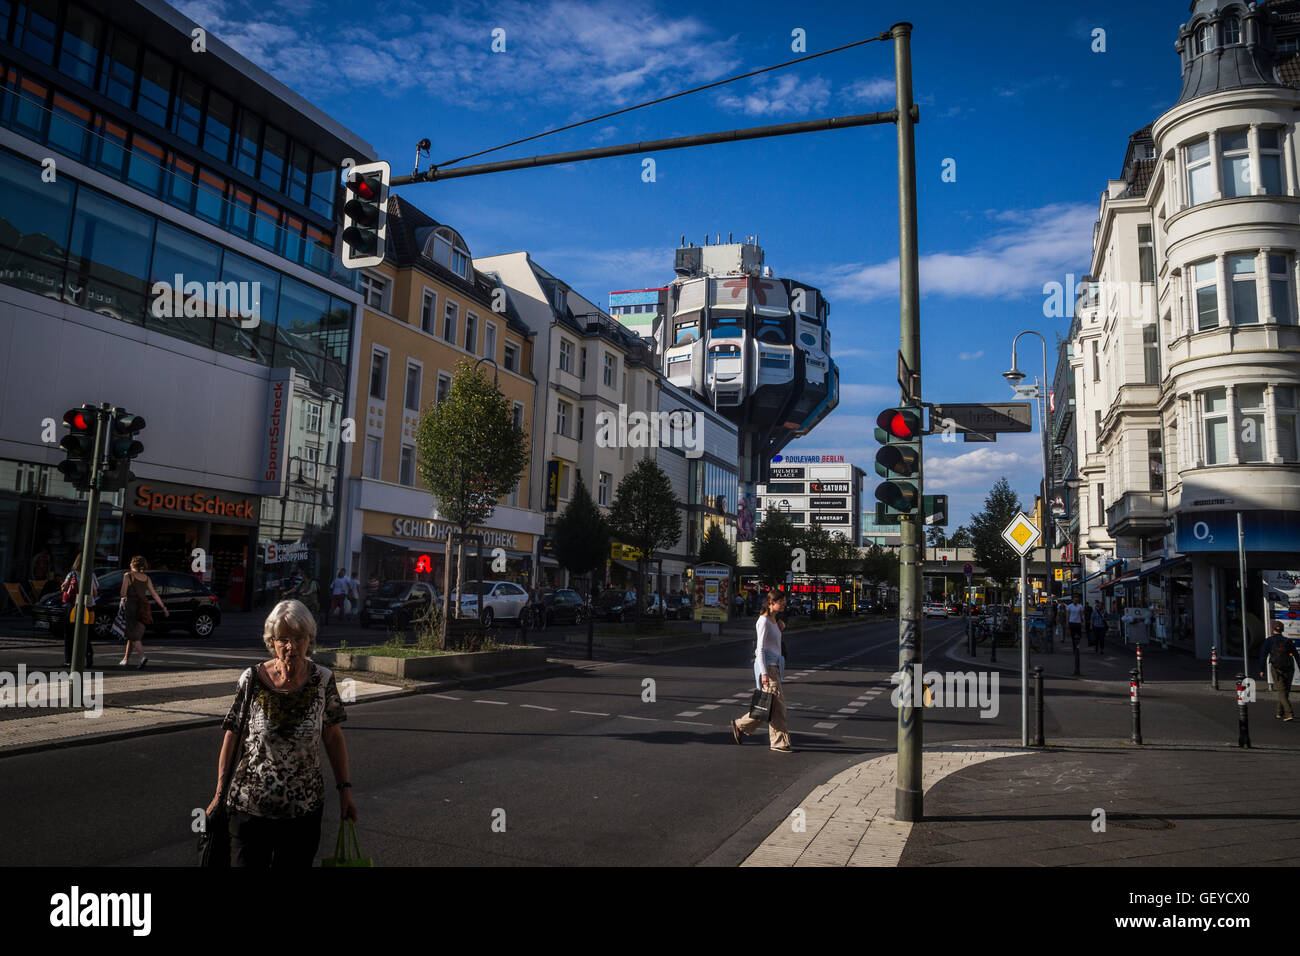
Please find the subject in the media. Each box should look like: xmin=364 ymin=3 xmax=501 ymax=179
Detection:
xmin=1175 ymin=511 xmax=1300 ymax=552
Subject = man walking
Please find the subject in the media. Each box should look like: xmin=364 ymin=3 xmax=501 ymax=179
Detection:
xmin=1257 ymin=621 xmax=1300 ymax=721
xmin=1091 ymin=600 xmax=1108 ymax=654
xmin=1066 ymin=595 xmax=1085 ymax=676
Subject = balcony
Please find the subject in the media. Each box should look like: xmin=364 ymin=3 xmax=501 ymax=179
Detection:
xmin=1105 ymin=490 xmax=1168 ymax=537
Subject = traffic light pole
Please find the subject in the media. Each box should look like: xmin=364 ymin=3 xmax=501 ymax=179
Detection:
xmin=69 ymin=403 xmax=109 ymax=673
xmin=892 ymin=22 xmax=924 ymax=823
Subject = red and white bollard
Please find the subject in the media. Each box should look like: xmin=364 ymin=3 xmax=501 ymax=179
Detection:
xmin=1211 ymin=647 xmax=1219 ymax=690
xmin=1135 ymin=644 xmax=1144 ymax=684
xmin=1130 ymin=669 xmax=1142 ymax=745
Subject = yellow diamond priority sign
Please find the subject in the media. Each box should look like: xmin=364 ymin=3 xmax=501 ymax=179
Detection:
xmin=1001 ymin=512 xmax=1041 ymax=556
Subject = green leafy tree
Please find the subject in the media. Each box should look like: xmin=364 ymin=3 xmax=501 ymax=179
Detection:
xmin=948 ymin=525 xmax=973 ymax=549
xmin=926 ymin=526 xmax=948 ymax=548
xmin=752 ymin=510 xmax=798 ymax=587
xmin=608 ymin=458 xmax=681 ymax=620
xmin=861 ymin=543 xmax=899 ymax=595
xmin=698 ymin=524 xmax=737 ymax=566
xmin=553 ymin=473 xmax=610 ymax=597
xmin=824 ymin=534 xmax=860 ymax=612
xmin=969 ymin=476 xmax=1023 ymax=591
xmin=415 ymin=360 xmax=528 ymax=641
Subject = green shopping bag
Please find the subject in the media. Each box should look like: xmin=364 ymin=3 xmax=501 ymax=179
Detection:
xmin=321 ymin=819 xmax=372 ymax=867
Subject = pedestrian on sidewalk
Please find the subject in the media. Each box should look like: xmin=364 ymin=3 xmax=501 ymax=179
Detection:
xmin=60 ymin=552 xmax=97 ymax=668
xmin=1091 ymin=600 xmax=1107 ymax=654
xmin=1066 ymin=596 xmax=1084 ymax=647
xmin=328 ymin=569 xmax=348 ymax=623
xmin=345 ymin=570 xmax=360 ymax=621
xmin=206 ymin=599 xmax=356 ymax=867
xmin=1257 ymin=620 xmax=1300 ymax=721
xmin=119 ymin=556 xmax=167 ymax=669
xmin=730 ymin=589 xmax=794 ymax=753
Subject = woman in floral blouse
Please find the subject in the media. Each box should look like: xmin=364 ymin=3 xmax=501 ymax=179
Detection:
xmin=206 ymin=599 xmax=357 ymax=867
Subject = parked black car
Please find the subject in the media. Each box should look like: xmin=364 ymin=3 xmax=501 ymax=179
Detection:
xmin=360 ymin=580 xmax=438 ymax=629
xmin=596 ymin=590 xmax=636 ymax=622
xmin=542 ymin=588 xmax=588 ymax=626
xmin=31 ymin=570 xmax=222 ymax=639
xmin=666 ymin=594 xmax=692 ymax=619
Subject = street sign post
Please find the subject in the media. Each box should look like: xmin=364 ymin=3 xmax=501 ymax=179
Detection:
xmin=930 ymin=402 xmax=1032 ymax=442
xmin=898 ymin=351 xmax=919 ymax=403
xmin=1001 ymin=512 xmax=1041 ymax=747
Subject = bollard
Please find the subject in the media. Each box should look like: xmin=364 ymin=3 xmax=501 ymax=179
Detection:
xmin=1129 ymin=669 xmax=1142 ymax=745
xmin=990 ymin=629 xmax=997 ymax=663
xmin=1236 ymin=673 xmax=1251 ymax=748
xmin=1135 ymin=644 xmax=1144 ymax=685
xmin=1211 ymin=647 xmax=1218 ymax=690
xmin=1033 ymin=665 xmax=1045 ymax=747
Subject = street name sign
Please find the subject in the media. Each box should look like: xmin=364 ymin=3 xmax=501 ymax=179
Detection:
xmin=930 ymin=402 xmax=1032 ymax=442
xmin=1001 ymin=512 xmax=1041 ymax=556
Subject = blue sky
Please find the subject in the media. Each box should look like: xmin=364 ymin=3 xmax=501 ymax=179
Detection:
xmin=176 ymin=0 xmax=1191 ymax=528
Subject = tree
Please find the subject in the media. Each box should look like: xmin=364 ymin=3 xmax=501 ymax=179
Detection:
xmin=948 ymin=525 xmax=973 ymax=549
xmin=825 ymin=533 xmax=860 ymax=612
xmin=415 ymin=360 xmax=528 ymax=642
xmin=698 ymin=524 xmax=737 ymax=566
xmin=752 ymin=511 xmax=798 ymax=587
xmin=553 ymin=473 xmax=610 ymax=595
xmin=969 ymin=476 xmax=1023 ymax=591
xmin=926 ymin=526 xmax=948 ymax=548
xmin=608 ymin=458 xmax=682 ymax=620
xmin=861 ymin=543 xmax=899 ymax=594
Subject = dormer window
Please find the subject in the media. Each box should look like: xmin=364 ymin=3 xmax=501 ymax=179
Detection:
xmin=1195 ymin=22 xmax=1214 ymax=54
xmin=1223 ymin=17 xmax=1241 ymax=45
xmin=425 ymin=227 xmax=471 ymax=279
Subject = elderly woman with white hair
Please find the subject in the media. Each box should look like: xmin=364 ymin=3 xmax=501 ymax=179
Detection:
xmin=205 ymin=599 xmax=357 ymax=867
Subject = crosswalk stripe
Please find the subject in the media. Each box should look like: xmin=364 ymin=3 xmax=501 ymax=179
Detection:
xmin=677 ymin=710 xmax=702 ymax=717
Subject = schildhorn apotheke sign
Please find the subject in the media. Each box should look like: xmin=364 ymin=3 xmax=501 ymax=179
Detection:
xmin=392 ymin=517 xmax=517 ymax=549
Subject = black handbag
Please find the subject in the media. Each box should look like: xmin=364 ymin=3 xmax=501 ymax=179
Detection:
xmin=199 ymin=668 xmax=253 ymax=867
xmin=748 ymin=688 xmax=773 ymax=722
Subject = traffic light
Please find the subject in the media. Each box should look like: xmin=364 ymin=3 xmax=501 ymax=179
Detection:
xmin=874 ymin=406 xmax=922 ymax=515
xmin=57 ymin=405 xmax=98 ymax=490
xmin=341 ymin=161 xmax=390 ymax=269
xmin=101 ymin=408 xmax=145 ymax=491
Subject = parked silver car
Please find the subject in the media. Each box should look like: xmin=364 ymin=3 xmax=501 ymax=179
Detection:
xmin=455 ymin=580 xmax=530 ymax=625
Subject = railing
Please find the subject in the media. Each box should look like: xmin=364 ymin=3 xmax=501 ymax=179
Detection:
xmin=1105 ymin=491 xmax=1165 ymax=531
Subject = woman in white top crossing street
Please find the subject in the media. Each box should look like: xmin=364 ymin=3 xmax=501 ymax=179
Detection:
xmin=730 ymin=589 xmax=793 ymax=753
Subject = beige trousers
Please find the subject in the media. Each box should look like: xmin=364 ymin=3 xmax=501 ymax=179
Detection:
xmin=735 ymin=665 xmax=791 ymax=749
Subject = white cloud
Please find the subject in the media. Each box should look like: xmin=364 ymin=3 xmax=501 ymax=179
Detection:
xmin=843 ymin=76 xmax=894 ymax=105
xmin=958 ymin=350 xmax=984 ymax=360
xmin=818 ymin=202 xmax=1095 ymax=304
xmin=716 ymin=74 xmax=831 ymax=116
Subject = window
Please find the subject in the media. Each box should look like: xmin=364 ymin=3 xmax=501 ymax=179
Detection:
xmin=1277 ymin=387 xmax=1299 ymax=461
xmin=559 ymin=338 xmax=574 ymax=373
xmin=136 ymin=50 xmax=173 ymax=127
xmin=360 ymin=273 xmax=386 ymax=309
xmin=235 ymin=111 xmax=260 ymax=177
xmin=1196 ymin=22 xmax=1214 ymax=54
xmin=1095 ymin=410 xmax=1102 ymax=449
xmin=1193 ymin=259 xmax=1219 ymax=330
xmin=1221 ymin=129 xmax=1250 ymax=198
xmin=577 ymin=407 xmax=585 ymax=442
xmin=556 ymin=400 xmax=571 ymax=436
xmin=259 ymin=124 xmax=287 ymax=192
xmin=127 ymin=133 xmax=164 ymax=195
xmin=1230 ymin=254 xmax=1258 ymax=324
xmin=67 ymin=187 xmax=155 ymax=323
xmin=1096 ymin=483 xmax=1105 ymax=526
xmin=579 ymin=346 xmax=587 ymax=379
xmin=309 ymin=154 xmax=336 ymax=218
xmin=98 ymin=32 xmax=138 ymax=107
xmin=603 ymin=352 xmax=617 ymax=388
xmin=443 ymin=301 xmax=458 ymax=342
xmin=404 ymin=364 xmax=421 ymax=411
xmin=598 ymin=472 xmax=611 ymax=506
xmin=420 ymin=290 xmax=436 ymax=333
xmin=1143 ymin=323 xmax=1160 ymax=384
xmin=363 ymin=437 xmax=382 ymax=479
xmin=436 ymin=373 xmax=451 ymax=405
xmin=1239 ymin=385 xmax=1266 ymax=463
xmin=484 ymin=322 xmax=497 ymax=362
xmin=399 ymin=445 xmax=416 ymax=486
xmin=1187 ymin=138 xmax=1213 ymax=205
xmin=1281 ymin=37 xmax=1300 ymax=56
xmin=1269 ymin=254 xmax=1292 ymax=323
xmin=148 ymin=221 xmax=219 ymax=347
xmin=1203 ymin=388 xmax=1229 ymax=464
xmin=503 ymin=342 xmax=519 ymax=372
xmin=512 ymin=402 xmax=524 ymax=430
xmin=1091 ymin=340 xmax=1099 ymax=381
xmin=1148 ymin=429 xmax=1164 ymax=492
xmin=171 ymin=72 xmax=203 ymax=145
xmin=465 ymin=313 xmax=477 ymax=354
xmin=368 ymin=350 xmax=388 ymax=399
xmin=451 ymin=248 xmax=469 ymax=278
xmin=1138 ymin=224 xmax=1154 ymax=282
xmin=1247 ymin=131 xmax=1278 ymax=203
xmin=1223 ymin=16 xmax=1241 ymax=44
xmin=58 ymin=5 xmax=103 ymax=87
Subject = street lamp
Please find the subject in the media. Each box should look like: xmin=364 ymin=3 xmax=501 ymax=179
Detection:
xmin=1004 ymin=329 xmax=1053 ymax=605
xmin=473 ymin=356 xmax=500 ymax=388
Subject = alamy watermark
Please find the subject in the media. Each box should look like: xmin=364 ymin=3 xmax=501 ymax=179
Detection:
xmin=150 ymin=273 xmax=261 ymax=328
xmin=890 ymin=665 xmax=999 ymax=718
xmin=595 ymin=404 xmax=703 ymax=458
xmin=0 ymin=665 xmax=103 ymax=717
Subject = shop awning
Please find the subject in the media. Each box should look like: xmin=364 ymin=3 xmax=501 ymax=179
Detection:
xmin=364 ymin=534 xmax=418 ymax=551
xmin=610 ymin=558 xmax=640 ymax=572
xmin=1138 ymin=556 xmax=1187 ymax=578
xmin=1100 ymin=568 xmax=1142 ymax=590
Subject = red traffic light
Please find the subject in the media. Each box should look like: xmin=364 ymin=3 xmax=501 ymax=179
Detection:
xmin=63 ymin=409 xmax=90 ymax=431
xmin=350 ymin=173 xmax=379 ymax=201
xmin=876 ymin=407 xmax=920 ymax=440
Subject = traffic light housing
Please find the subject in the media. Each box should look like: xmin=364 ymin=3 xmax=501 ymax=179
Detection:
xmin=57 ymin=405 xmax=98 ymax=490
xmin=874 ymin=406 xmax=922 ymax=515
xmin=102 ymin=408 xmax=145 ymax=491
xmin=341 ymin=161 xmax=390 ymax=269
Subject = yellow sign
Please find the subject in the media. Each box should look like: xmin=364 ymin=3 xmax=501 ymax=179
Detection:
xmin=692 ymin=563 xmax=731 ymax=623
xmin=1000 ymin=512 xmax=1041 ymax=556
xmin=610 ymin=542 xmax=646 ymax=561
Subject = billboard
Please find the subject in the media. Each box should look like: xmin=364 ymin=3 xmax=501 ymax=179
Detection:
xmin=693 ymin=563 xmax=731 ymax=622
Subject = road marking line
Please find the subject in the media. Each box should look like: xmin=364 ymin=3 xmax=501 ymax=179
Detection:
xmin=431 ymin=694 xmax=462 ymax=701
xmin=698 ymin=704 xmax=720 ymax=710
xmin=814 ymin=721 xmax=838 ymax=729
xmin=677 ymin=711 xmax=702 ymax=717
xmin=842 ymin=735 xmax=887 ymax=741
xmin=519 ymin=704 xmax=556 ymax=712
xmin=675 ymin=720 xmax=711 ymax=726
xmin=619 ymin=714 xmax=656 ymax=721
xmin=715 ymin=699 xmax=738 ymax=704
xmin=572 ymin=710 xmax=609 ymax=717
xmin=837 ymin=708 xmax=860 ymax=714
xmin=473 ymin=700 xmax=509 ymax=706
xmin=801 ymin=731 xmax=830 ymax=737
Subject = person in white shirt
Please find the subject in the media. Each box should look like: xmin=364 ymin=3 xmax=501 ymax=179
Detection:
xmin=328 ymin=569 xmax=349 ymax=623
xmin=1066 ymin=597 xmax=1085 ymax=646
xmin=345 ymin=572 xmax=361 ymax=620
xmin=730 ymin=590 xmax=794 ymax=753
